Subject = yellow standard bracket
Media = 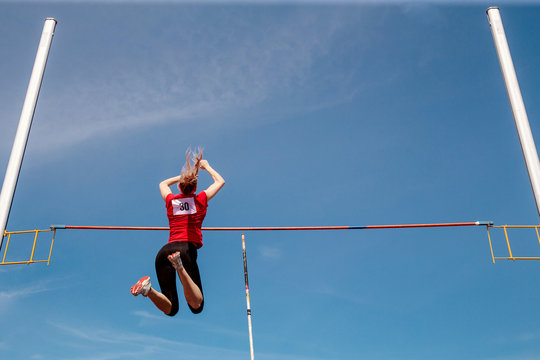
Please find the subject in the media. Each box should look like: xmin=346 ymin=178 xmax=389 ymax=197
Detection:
xmin=487 ymin=225 xmax=540 ymax=263
xmin=1 ymin=228 xmax=56 ymax=266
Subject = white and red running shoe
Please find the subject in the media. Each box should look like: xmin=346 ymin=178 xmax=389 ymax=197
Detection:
xmin=130 ymin=276 xmax=151 ymax=297
xmin=168 ymin=252 xmax=183 ymax=271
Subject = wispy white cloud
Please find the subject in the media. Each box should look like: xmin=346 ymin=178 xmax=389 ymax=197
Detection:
xmin=24 ymin=8 xmax=353 ymax=155
xmin=311 ymin=283 xmax=369 ymax=304
xmin=259 ymin=245 xmax=282 ymax=260
xmin=0 ymin=280 xmax=57 ymax=315
xmin=47 ymin=320 xmax=333 ymax=360
xmin=6 ymin=0 xmax=520 ymax=157
xmin=0 ymin=281 xmax=54 ymax=300
xmin=515 ymin=331 xmax=540 ymax=342
xmin=51 ymin=322 xmax=128 ymax=345
xmin=179 ymin=318 xmax=246 ymax=338
xmin=49 ymin=321 xmax=248 ymax=360
xmin=131 ymin=309 xmax=163 ymax=320
xmin=132 ymin=310 xmax=245 ymax=337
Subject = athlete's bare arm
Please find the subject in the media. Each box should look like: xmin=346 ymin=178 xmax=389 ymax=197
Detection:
xmin=200 ymin=160 xmax=225 ymax=201
xmin=159 ymin=175 xmax=181 ymax=201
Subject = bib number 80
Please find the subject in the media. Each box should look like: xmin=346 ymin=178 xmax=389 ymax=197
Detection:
xmin=172 ymin=198 xmax=197 ymax=215
xmin=177 ymin=202 xmax=190 ymax=211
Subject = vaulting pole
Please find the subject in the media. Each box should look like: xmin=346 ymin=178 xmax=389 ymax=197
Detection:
xmin=242 ymin=234 xmax=255 ymax=360
xmin=0 ymin=18 xmax=57 ymax=250
xmin=487 ymin=7 xmax=540 ymax=216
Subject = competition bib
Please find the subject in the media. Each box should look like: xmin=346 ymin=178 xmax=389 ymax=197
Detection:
xmin=172 ymin=197 xmax=197 ymax=215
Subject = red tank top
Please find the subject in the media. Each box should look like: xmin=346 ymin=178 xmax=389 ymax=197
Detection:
xmin=165 ymin=192 xmax=208 ymax=248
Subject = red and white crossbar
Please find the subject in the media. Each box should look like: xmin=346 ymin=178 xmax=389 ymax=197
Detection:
xmin=50 ymin=221 xmax=491 ymax=232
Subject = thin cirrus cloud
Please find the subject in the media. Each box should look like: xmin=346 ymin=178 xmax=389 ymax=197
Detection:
xmin=259 ymin=245 xmax=282 ymax=260
xmin=28 ymin=10 xmax=349 ymax=154
xmin=0 ymin=281 xmax=54 ymax=300
xmin=132 ymin=310 xmax=246 ymax=337
xmin=48 ymin=321 xmax=260 ymax=360
xmin=0 ymin=281 xmax=55 ymax=312
xmin=49 ymin=323 xmax=331 ymax=360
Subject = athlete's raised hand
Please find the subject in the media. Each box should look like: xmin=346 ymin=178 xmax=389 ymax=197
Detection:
xmin=199 ymin=159 xmax=209 ymax=170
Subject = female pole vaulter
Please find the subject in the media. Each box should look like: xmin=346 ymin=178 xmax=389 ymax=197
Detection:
xmin=130 ymin=149 xmax=225 ymax=316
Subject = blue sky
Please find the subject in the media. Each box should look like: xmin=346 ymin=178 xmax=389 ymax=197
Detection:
xmin=1 ymin=1 xmax=540 ymax=359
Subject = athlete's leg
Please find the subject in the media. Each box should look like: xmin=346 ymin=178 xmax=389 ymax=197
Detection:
xmin=169 ymin=250 xmax=204 ymax=310
xmin=155 ymin=243 xmax=181 ymax=316
xmin=130 ymin=276 xmax=172 ymax=314
xmin=147 ymin=287 xmax=172 ymax=314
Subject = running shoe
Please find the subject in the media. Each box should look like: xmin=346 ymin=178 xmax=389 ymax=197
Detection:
xmin=130 ymin=276 xmax=151 ymax=297
xmin=168 ymin=251 xmax=183 ymax=270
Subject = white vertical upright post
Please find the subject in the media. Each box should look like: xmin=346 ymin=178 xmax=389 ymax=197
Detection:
xmin=0 ymin=18 xmax=57 ymax=249
xmin=242 ymin=234 xmax=255 ymax=360
xmin=487 ymin=7 xmax=540 ymax=216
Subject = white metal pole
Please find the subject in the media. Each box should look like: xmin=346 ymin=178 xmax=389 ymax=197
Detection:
xmin=242 ymin=234 xmax=255 ymax=360
xmin=487 ymin=7 xmax=540 ymax=216
xmin=0 ymin=18 xmax=57 ymax=249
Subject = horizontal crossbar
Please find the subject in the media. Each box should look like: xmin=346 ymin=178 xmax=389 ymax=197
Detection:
xmin=50 ymin=221 xmax=492 ymax=232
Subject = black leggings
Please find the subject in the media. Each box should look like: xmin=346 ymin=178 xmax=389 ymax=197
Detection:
xmin=155 ymin=241 xmax=204 ymax=316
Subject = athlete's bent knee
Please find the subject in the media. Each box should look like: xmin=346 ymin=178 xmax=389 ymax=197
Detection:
xmin=166 ymin=304 xmax=179 ymax=317
xmin=189 ymin=299 xmax=204 ymax=314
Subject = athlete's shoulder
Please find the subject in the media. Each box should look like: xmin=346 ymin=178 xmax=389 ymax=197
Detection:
xmin=196 ymin=191 xmax=208 ymax=204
